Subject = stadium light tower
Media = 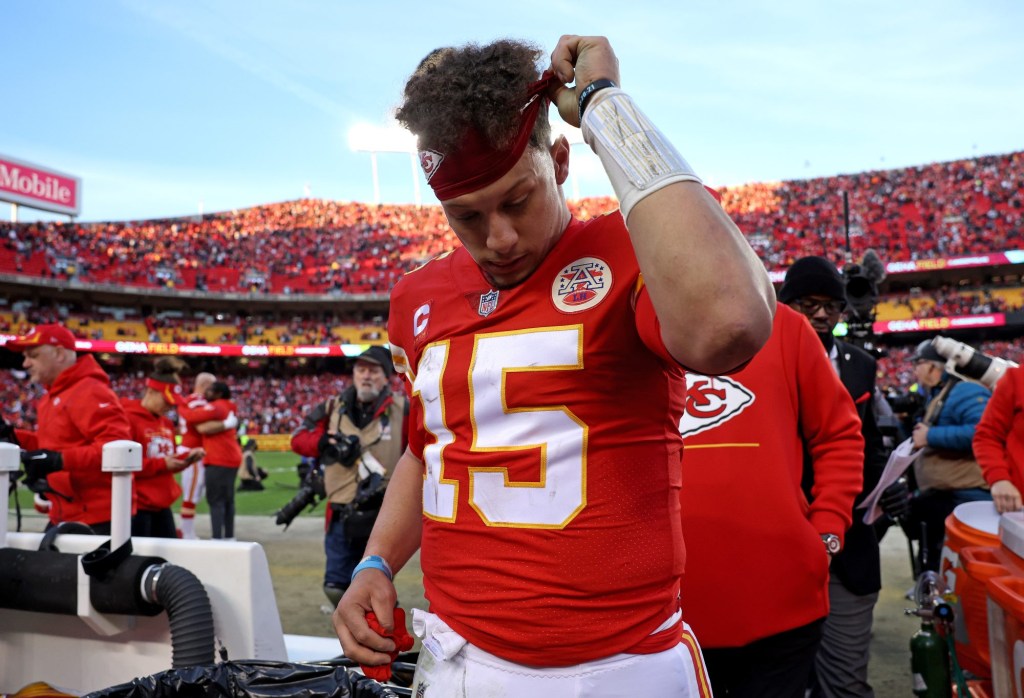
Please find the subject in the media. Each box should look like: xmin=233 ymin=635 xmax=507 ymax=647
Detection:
xmin=348 ymin=122 xmax=419 ymax=205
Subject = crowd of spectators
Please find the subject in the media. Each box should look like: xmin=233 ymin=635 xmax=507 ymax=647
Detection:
xmin=878 ymin=285 xmax=1024 ymax=320
xmin=1 ymin=308 xmax=386 ymax=346
xmin=2 ymin=151 xmax=1019 ymax=296
xmin=3 ymin=336 xmax=1022 ymax=434
xmin=912 ymin=288 xmax=1017 ymax=318
xmin=722 ymin=150 xmax=1023 ymax=269
xmin=0 ymin=367 xmax=405 ymax=435
xmin=3 ymin=149 xmax=1023 ymax=435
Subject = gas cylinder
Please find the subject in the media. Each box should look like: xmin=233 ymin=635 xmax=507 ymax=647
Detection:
xmin=911 ymin=618 xmax=951 ymax=698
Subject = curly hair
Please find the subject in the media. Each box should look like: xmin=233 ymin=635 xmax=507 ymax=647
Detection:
xmin=151 ymin=356 xmax=186 ymax=383
xmin=396 ymin=39 xmax=551 ymax=153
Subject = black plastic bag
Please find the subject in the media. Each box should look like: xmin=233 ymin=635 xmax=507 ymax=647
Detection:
xmin=85 ymin=660 xmax=403 ymax=698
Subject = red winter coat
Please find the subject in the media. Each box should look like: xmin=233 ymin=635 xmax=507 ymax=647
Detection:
xmin=123 ymin=398 xmax=182 ymax=511
xmin=16 ymin=355 xmax=134 ymax=526
xmin=974 ymin=365 xmax=1024 ymax=491
xmin=679 ymin=305 xmax=864 ymax=647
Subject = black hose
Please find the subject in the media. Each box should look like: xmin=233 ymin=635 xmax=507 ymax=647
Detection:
xmin=143 ymin=564 xmax=216 ymax=669
xmin=0 ymin=550 xmax=216 ymax=670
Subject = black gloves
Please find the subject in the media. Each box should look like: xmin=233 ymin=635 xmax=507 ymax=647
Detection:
xmin=879 ymin=477 xmax=912 ymax=520
xmin=21 ymin=449 xmax=64 ymax=486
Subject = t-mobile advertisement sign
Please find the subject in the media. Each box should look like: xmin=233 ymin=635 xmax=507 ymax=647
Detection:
xmin=0 ymin=154 xmax=81 ymax=216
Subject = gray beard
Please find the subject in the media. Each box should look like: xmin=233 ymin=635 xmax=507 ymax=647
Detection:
xmin=356 ymin=386 xmax=381 ymax=403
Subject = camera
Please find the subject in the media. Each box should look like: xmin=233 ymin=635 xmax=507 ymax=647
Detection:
xmin=931 ymin=336 xmax=1019 ymax=390
xmin=885 ymin=389 xmax=926 ymax=416
xmin=320 ymin=433 xmax=362 ymax=467
xmin=340 ymin=473 xmax=389 ymax=544
xmin=274 ymin=464 xmax=327 ymax=529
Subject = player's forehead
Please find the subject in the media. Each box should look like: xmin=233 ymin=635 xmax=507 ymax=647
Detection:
xmin=25 ymin=345 xmax=54 ymax=359
xmin=441 ymin=148 xmax=542 ymax=212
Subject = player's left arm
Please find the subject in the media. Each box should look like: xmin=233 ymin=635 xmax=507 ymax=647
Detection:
xmin=627 ymin=187 xmax=775 ymax=374
xmin=549 ymin=34 xmax=774 ymax=375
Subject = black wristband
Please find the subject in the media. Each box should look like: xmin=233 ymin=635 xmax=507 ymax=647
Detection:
xmin=578 ymin=79 xmax=617 ymax=122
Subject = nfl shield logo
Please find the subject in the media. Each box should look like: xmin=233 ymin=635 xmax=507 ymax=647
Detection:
xmin=478 ymin=289 xmax=499 ymax=317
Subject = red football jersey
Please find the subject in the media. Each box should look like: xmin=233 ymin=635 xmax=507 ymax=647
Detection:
xmin=388 ymin=213 xmax=687 ymax=666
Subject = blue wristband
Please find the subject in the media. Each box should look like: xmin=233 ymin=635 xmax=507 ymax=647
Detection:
xmin=352 ymin=554 xmax=393 ymax=581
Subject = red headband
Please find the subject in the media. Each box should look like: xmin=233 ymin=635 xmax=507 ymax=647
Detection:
xmin=147 ymin=377 xmax=187 ymax=407
xmin=420 ymin=71 xmax=561 ymax=201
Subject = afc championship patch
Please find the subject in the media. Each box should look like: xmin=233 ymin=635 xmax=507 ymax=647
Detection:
xmin=551 ymin=257 xmax=612 ymax=313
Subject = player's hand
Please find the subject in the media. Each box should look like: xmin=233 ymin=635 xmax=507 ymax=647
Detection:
xmin=164 ymin=455 xmax=190 ymax=474
xmin=548 ymin=35 xmax=620 ymax=127
xmin=21 ymin=449 xmax=63 ymax=484
xmin=185 ymin=447 xmax=205 ymax=464
xmin=879 ymin=477 xmax=912 ymax=520
xmin=911 ymin=423 xmax=929 ymax=449
xmin=992 ymin=480 xmax=1023 ymax=514
xmin=333 ymin=570 xmax=399 ymax=666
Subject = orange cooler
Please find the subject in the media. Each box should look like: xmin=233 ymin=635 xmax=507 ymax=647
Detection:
xmin=985 ymin=575 xmax=1024 ymax=698
xmin=941 ymin=502 xmax=1001 ymax=676
xmin=961 ymin=546 xmax=1018 ymax=676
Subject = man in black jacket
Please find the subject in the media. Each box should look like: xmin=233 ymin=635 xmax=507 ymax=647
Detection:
xmin=779 ymin=256 xmax=897 ymax=698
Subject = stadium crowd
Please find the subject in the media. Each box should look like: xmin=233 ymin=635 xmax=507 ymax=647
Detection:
xmin=0 ymin=367 xmax=403 ymax=435
xmin=2 ymin=151 xmax=1020 ymax=295
xmin=724 ymin=150 xmax=1024 ymax=269
xmin=3 ymin=339 xmax=1020 ymax=435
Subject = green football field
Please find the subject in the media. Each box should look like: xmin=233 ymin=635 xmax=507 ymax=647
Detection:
xmin=9 ymin=451 xmax=325 ymax=521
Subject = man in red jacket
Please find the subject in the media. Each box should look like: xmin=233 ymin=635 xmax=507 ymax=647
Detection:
xmin=679 ymin=304 xmax=864 ymax=698
xmin=9 ymin=323 xmax=134 ymax=533
xmin=178 ymin=380 xmax=242 ymax=539
xmin=975 ymin=365 xmax=1024 ymax=512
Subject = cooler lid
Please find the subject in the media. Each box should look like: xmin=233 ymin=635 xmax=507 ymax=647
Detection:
xmin=1001 ymin=510 xmax=1024 ymax=561
xmin=953 ymin=500 xmax=1001 ymax=535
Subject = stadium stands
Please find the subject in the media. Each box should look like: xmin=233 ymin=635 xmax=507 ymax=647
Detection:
xmin=2 ymin=150 xmax=1017 ymax=295
xmin=2 ymin=149 xmax=1023 ymax=434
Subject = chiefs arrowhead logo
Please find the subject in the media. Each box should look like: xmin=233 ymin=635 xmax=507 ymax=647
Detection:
xmin=418 ymin=149 xmax=445 ymax=182
xmin=679 ymin=374 xmax=755 ymax=437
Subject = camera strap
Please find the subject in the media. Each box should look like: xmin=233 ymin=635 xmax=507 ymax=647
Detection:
xmin=922 ymin=378 xmax=959 ymax=427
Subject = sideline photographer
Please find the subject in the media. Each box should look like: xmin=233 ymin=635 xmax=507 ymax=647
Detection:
xmin=289 ymin=346 xmax=408 ymax=608
xmin=904 ymin=340 xmax=992 ymax=571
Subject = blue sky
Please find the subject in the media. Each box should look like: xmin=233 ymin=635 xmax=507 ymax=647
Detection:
xmin=3 ymin=0 xmax=1023 ymax=223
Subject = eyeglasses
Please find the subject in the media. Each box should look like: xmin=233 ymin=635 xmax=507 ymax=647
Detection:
xmin=794 ymin=298 xmax=846 ymax=315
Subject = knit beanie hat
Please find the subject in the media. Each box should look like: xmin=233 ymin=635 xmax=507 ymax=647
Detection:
xmin=778 ymin=256 xmax=846 ymax=304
